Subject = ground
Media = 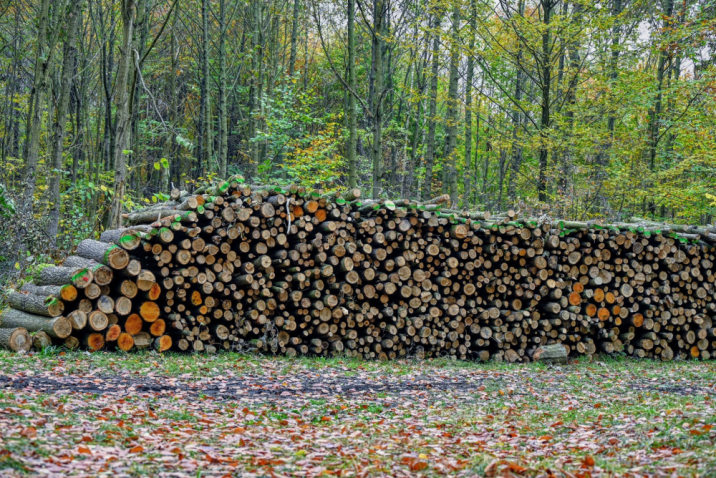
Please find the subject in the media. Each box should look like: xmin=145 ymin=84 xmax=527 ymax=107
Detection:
xmin=0 ymin=352 xmax=715 ymax=477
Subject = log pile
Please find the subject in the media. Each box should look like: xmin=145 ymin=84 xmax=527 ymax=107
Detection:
xmin=2 ymin=175 xmax=716 ymax=362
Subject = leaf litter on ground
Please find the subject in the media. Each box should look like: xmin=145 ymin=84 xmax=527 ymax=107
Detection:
xmin=0 ymin=350 xmax=715 ymax=477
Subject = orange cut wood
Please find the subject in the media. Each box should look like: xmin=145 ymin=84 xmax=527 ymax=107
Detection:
xmin=605 ymin=292 xmax=615 ymax=304
xmin=631 ymin=313 xmax=644 ymax=327
xmin=572 ymin=282 xmax=584 ymax=293
xmin=117 ymin=332 xmax=134 ymax=352
xmin=154 ymin=335 xmax=172 ymax=352
xmin=105 ymin=324 xmax=122 ymax=342
xmin=150 ymin=319 xmax=166 ymax=337
xmin=305 ymin=200 xmax=319 ymax=213
xmin=124 ymin=314 xmax=143 ymax=335
xmin=585 ymin=304 xmax=597 ymax=317
xmin=568 ymin=292 xmax=581 ymax=306
xmin=292 ymin=205 xmax=304 ymax=218
xmin=191 ymin=291 xmax=203 ymax=306
xmin=314 ymin=209 xmax=327 ymax=222
xmin=598 ymin=307 xmax=610 ymax=321
xmin=84 ymin=333 xmax=105 ymax=351
xmin=147 ymin=283 xmax=162 ymax=301
xmin=593 ymin=288 xmax=605 ymax=302
xmin=140 ymin=301 xmax=160 ymax=322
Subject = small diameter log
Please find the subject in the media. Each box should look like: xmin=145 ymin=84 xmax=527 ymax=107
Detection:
xmin=63 ymin=256 xmax=114 ymax=286
xmin=153 ymin=335 xmax=172 ymax=352
xmin=531 ymin=344 xmax=568 ymax=364
xmin=88 ymin=311 xmax=109 ymax=332
xmin=0 ymin=309 xmax=72 ymax=339
xmin=82 ymin=333 xmax=106 ymax=351
xmin=32 ymin=331 xmax=53 ymax=350
xmin=36 ymin=266 xmax=93 ymax=289
xmin=19 ymin=283 xmax=77 ymax=302
xmin=0 ymin=327 xmax=32 ymax=352
xmin=117 ymin=332 xmax=135 ymax=351
xmin=6 ymin=291 xmax=64 ymax=317
xmin=105 ymin=324 xmax=122 ymax=342
xmin=76 ymin=239 xmax=130 ymax=270
xmin=139 ymin=302 xmax=160 ymax=322
xmin=67 ymin=310 xmax=88 ymax=330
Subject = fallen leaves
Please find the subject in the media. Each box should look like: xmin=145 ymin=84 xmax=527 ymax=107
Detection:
xmin=0 ymin=351 xmax=714 ymax=477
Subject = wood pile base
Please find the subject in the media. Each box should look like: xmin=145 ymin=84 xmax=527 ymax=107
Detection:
xmin=2 ymin=176 xmax=716 ymax=362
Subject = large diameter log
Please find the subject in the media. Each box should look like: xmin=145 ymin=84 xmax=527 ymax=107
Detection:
xmin=0 ymin=327 xmax=32 ymax=352
xmin=77 ymin=239 xmax=130 ymax=270
xmin=19 ymin=283 xmax=77 ymax=302
xmin=0 ymin=309 xmax=72 ymax=339
xmin=6 ymin=291 xmax=64 ymax=317
xmin=36 ymin=266 xmax=93 ymax=289
xmin=531 ymin=344 xmax=568 ymax=364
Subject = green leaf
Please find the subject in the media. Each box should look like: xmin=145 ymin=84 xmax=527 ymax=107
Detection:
xmin=160 ymin=158 xmax=170 ymax=169
xmin=154 ymin=162 xmax=161 ymax=171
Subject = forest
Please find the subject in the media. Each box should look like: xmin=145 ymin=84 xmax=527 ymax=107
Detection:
xmin=0 ymin=0 xmax=715 ymax=281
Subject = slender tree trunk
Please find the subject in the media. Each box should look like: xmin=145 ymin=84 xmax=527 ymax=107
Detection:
xmin=218 ymin=0 xmax=228 ymax=178
xmin=463 ymin=0 xmax=477 ymax=207
xmin=22 ymin=0 xmax=54 ymax=214
xmin=48 ymin=0 xmax=84 ymax=241
xmin=537 ymin=0 xmax=553 ymax=202
xmin=347 ymin=0 xmax=357 ymax=188
xmin=371 ymin=0 xmax=385 ymax=199
xmin=202 ymin=0 xmax=212 ymax=173
xmin=506 ymin=0 xmax=525 ymax=202
xmin=646 ymin=0 xmax=674 ymax=215
xmin=108 ymin=0 xmax=137 ymax=229
xmin=289 ymin=0 xmax=300 ymax=77
xmin=169 ymin=5 xmax=179 ymax=186
xmin=444 ymin=3 xmax=460 ymax=206
xmin=423 ymin=10 xmax=441 ymax=200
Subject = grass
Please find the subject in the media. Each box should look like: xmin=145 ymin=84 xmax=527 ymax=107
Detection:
xmin=0 ymin=350 xmax=714 ymax=476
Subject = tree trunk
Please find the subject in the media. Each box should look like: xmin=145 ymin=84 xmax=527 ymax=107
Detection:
xmin=507 ymin=0 xmax=525 ymax=203
xmin=646 ymin=0 xmax=674 ymax=215
xmin=537 ymin=0 xmax=553 ymax=202
xmin=202 ymin=0 xmax=212 ymax=173
xmin=218 ymin=0 xmax=229 ymax=178
xmin=347 ymin=0 xmax=357 ymax=189
xmin=444 ymin=4 xmax=460 ymax=206
xmin=289 ymin=0 xmax=300 ymax=77
xmin=371 ymin=0 xmax=385 ymax=199
xmin=48 ymin=0 xmax=84 ymax=242
xmin=109 ymin=0 xmax=137 ymax=229
xmin=423 ymin=10 xmax=441 ymax=200
xmin=22 ymin=0 xmax=55 ymax=214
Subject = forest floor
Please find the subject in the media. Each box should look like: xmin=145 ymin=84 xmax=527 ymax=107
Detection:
xmin=0 ymin=352 xmax=715 ymax=477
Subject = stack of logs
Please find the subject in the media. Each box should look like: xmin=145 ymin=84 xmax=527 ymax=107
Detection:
xmin=2 ymin=175 xmax=716 ymax=362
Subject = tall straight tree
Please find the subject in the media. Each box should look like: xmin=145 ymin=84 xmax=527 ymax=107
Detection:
xmin=463 ymin=0 xmax=477 ymax=206
xmin=423 ymin=6 xmax=441 ymax=200
xmin=347 ymin=0 xmax=357 ymax=188
xmin=109 ymin=0 xmax=137 ymax=228
xmin=443 ymin=2 xmax=460 ymax=205
xmin=48 ymin=0 xmax=85 ymax=240
xmin=22 ymin=0 xmax=66 ymax=214
xmin=218 ymin=0 xmax=229 ymax=178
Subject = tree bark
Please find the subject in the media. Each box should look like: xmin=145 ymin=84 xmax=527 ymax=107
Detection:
xmin=443 ymin=4 xmax=460 ymax=206
xmin=347 ymin=0 xmax=357 ymax=189
xmin=48 ymin=0 xmax=84 ymax=242
xmin=423 ymin=10 xmax=441 ymax=200
xmin=109 ymin=0 xmax=137 ymax=229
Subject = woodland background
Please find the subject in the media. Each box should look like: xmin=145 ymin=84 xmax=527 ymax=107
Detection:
xmin=0 ymin=0 xmax=714 ymax=283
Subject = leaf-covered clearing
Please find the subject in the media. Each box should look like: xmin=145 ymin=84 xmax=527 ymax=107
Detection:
xmin=0 ymin=352 xmax=715 ymax=477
